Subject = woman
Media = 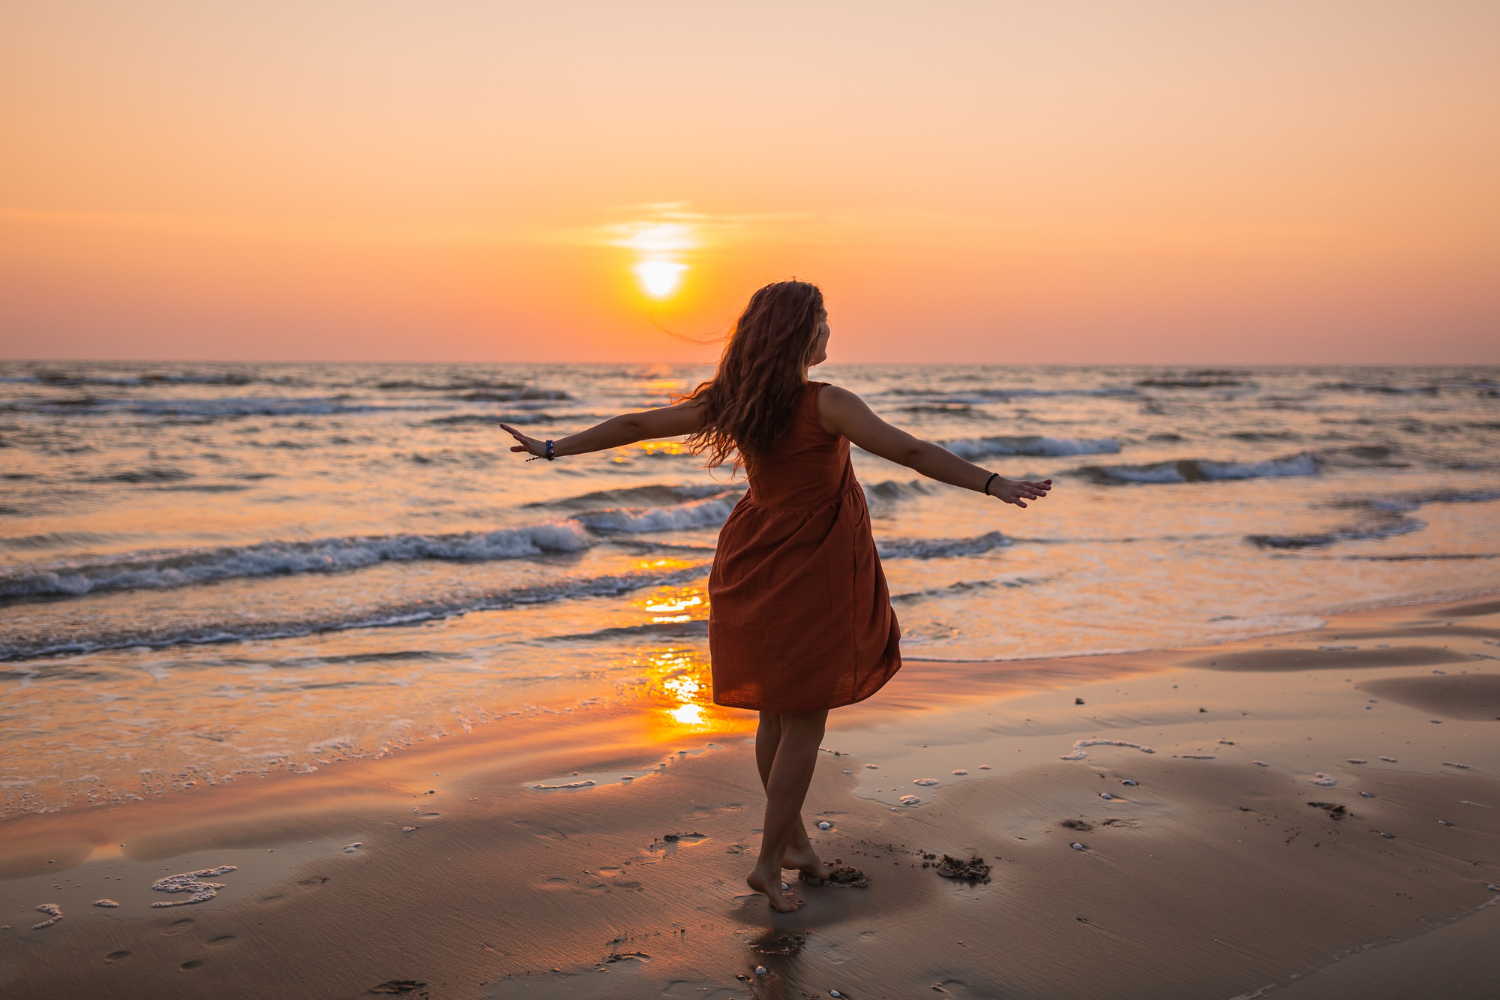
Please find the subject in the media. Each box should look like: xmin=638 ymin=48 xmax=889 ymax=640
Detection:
xmin=501 ymin=281 xmax=1051 ymax=911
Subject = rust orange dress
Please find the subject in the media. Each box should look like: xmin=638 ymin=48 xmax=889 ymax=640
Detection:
xmin=709 ymin=381 xmax=902 ymax=713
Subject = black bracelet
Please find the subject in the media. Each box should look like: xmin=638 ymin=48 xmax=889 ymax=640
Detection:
xmin=982 ymin=472 xmax=998 ymax=496
xmin=545 ymin=440 xmax=555 ymax=461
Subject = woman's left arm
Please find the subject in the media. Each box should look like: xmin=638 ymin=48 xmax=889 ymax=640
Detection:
xmin=500 ymin=398 xmax=705 ymax=460
xmin=818 ymin=386 xmax=1052 ymax=508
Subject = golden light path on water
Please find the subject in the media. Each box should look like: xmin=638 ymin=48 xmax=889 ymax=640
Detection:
xmin=627 ymin=582 xmax=737 ymax=734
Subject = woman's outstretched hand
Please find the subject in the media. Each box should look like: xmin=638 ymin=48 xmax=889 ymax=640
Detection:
xmin=498 ymin=423 xmax=546 ymax=459
xmin=988 ymin=477 xmax=1052 ymax=508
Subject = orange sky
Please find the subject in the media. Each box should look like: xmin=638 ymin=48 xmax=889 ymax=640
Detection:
xmin=2 ymin=1 xmax=1497 ymax=364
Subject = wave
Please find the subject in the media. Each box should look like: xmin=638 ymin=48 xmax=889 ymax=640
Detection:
xmin=1135 ymin=376 xmax=1245 ymax=388
xmin=1248 ymin=518 xmax=1423 ymax=550
xmin=1078 ymin=453 xmax=1319 ymax=485
xmin=540 ymin=619 xmax=710 ymax=643
xmin=877 ymin=530 xmax=1011 ymax=559
xmin=890 ymin=576 xmax=1037 ymax=603
xmin=89 ymin=465 xmax=194 ymax=484
xmin=941 ymin=435 xmax=1121 ymax=460
xmin=455 ymin=388 xmax=571 ymax=402
xmin=3 ymin=396 xmax=434 ymax=419
xmin=1360 ymin=489 xmax=1500 ymax=512
xmin=1249 ymin=489 xmax=1500 ymax=549
xmin=0 ymin=522 xmax=594 ymax=601
xmin=863 ymin=479 xmax=935 ymax=503
xmin=426 ymin=413 xmax=562 ymax=427
xmin=358 ymin=376 xmax=571 ymax=400
xmin=0 ymin=531 xmax=132 ymax=551
xmin=572 ymin=492 xmax=740 ymax=533
xmin=0 ymin=371 xmax=263 ymax=387
xmin=896 ymin=403 xmax=994 ymax=419
xmin=530 ymin=482 xmax=741 ymax=511
xmin=1316 ymin=381 xmax=1439 ymax=395
xmin=0 ymin=564 xmax=711 ymax=661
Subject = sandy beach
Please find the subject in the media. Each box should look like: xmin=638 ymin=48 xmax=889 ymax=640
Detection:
xmin=2 ymin=592 xmax=1496 ymax=998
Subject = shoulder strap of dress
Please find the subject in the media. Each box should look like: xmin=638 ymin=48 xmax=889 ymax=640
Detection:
xmin=803 ymin=381 xmax=837 ymax=436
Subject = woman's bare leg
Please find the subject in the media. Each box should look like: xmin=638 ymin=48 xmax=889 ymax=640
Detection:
xmin=754 ymin=712 xmax=831 ymax=882
xmin=747 ymin=710 xmax=828 ymax=911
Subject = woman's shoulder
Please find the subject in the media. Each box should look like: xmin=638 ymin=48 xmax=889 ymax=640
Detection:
xmin=809 ymin=383 xmax=866 ymax=438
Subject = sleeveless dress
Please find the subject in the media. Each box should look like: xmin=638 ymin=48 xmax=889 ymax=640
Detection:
xmin=708 ymin=381 xmax=902 ymax=713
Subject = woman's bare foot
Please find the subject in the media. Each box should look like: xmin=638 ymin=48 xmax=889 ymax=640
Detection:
xmin=781 ymin=843 xmax=833 ymax=882
xmin=747 ymin=863 xmax=803 ymax=912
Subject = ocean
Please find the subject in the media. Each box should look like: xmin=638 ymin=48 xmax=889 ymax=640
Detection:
xmin=2 ymin=361 xmax=1498 ymax=817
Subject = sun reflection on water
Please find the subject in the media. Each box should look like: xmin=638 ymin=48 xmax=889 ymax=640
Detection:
xmin=642 ymin=587 xmax=704 ymax=624
xmin=635 ymin=645 xmax=746 ymax=737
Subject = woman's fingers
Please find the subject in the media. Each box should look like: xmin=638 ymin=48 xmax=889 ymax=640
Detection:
xmin=497 ymin=422 xmax=542 ymax=458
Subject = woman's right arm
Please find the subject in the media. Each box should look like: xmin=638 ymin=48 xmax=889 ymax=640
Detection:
xmin=500 ymin=398 xmax=706 ymax=460
xmin=818 ymin=386 xmax=1051 ymax=508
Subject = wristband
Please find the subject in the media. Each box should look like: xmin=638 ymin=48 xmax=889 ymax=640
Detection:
xmin=983 ymin=472 xmax=999 ymax=496
xmin=545 ymin=440 xmax=555 ymax=461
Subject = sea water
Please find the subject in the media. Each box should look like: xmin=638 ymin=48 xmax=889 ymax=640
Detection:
xmin=2 ymin=362 xmax=1498 ymax=815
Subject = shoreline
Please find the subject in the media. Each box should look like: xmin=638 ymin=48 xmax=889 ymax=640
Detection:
xmin=2 ymin=592 xmax=1497 ymax=998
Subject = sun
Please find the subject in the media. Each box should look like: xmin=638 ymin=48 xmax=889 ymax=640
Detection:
xmin=633 ymin=259 xmax=688 ymax=299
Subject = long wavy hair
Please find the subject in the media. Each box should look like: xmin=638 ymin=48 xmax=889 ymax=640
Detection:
xmin=683 ymin=280 xmax=826 ymax=472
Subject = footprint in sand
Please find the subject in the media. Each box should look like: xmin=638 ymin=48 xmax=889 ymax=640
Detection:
xmin=206 ymin=935 xmax=236 ymax=947
xmin=180 ymin=960 xmax=203 ymax=971
xmin=163 ymin=918 xmax=194 ymax=936
xmin=105 ymin=951 xmax=131 ymax=963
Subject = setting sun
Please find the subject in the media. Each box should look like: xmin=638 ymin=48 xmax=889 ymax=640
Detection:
xmin=633 ymin=259 xmax=688 ymax=298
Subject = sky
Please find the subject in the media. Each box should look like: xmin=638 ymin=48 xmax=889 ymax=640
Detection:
xmin=2 ymin=1 xmax=1497 ymax=364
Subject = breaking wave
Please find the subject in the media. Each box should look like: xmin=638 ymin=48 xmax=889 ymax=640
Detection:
xmin=0 ymin=564 xmax=711 ymax=661
xmin=572 ymin=492 xmax=741 ymax=533
xmin=877 ymin=531 xmax=1011 ymax=559
xmin=0 ymin=522 xmax=594 ymax=600
xmin=1078 ymin=453 xmax=1319 ymax=485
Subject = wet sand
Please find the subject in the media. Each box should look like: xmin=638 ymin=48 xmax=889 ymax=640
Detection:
xmin=2 ymin=595 xmax=1498 ymax=998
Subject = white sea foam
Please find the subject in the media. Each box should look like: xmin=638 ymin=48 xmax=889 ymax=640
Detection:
xmin=1081 ymin=453 xmax=1320 ymax=485
xmin=150 ymin=866 xmax=237 ymax=906
xmin=0 ymin=563 xmax=711 ymax=660
xmin=31 ymin=904 xmax=62 ymax=929
xmin=572 ymin=492 xmax=741 ymax=533
xmin=0 ymin=522 xmax=594 ymax=599
xmin=1059 ymin=739 xmax=1157 ymax=761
